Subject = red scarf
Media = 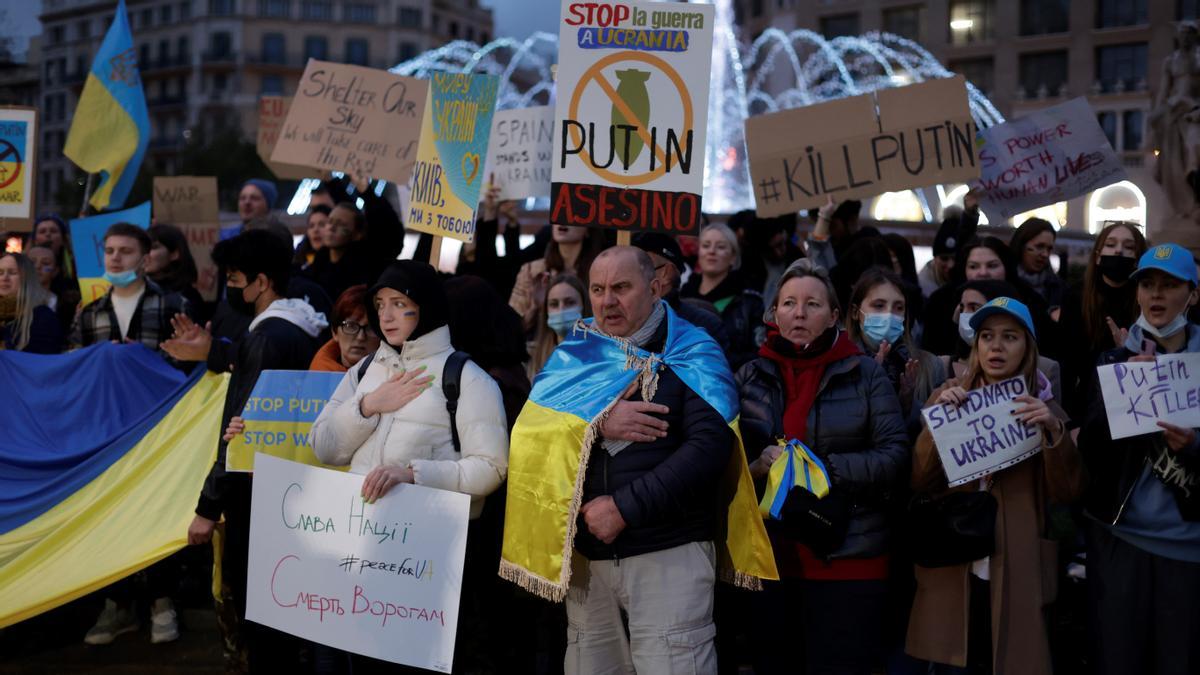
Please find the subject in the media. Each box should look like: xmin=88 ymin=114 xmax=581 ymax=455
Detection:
xmin=758 ymin=327 xmax=861 ymax=443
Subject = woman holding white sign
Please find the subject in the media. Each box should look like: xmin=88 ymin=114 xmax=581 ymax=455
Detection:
xmin=907 ymin=297 xmax=1082 ymax=675
xmin=1078 ymin=243 xmax=1200 ymax=675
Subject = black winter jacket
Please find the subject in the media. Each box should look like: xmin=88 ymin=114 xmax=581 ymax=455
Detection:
xmin=575 ymin=323 xmax=735 ymax=561
xmin=736 ymin=352 xmax=909 ymax=559
xmin=1079 ymin=342 xmax=1200 ymax=524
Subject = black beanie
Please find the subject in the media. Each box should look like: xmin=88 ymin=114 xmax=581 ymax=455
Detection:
xmin=933 ymin=216 xmax=962 ymax=257
xmin=367 ymin=260 xmax=447 ymax=344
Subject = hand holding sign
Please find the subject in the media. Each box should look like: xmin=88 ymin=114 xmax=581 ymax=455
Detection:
xmin=361 ymin=465 xmax=415 ymax=504
xmin=224 ymin=416 xmax=246 ymax=443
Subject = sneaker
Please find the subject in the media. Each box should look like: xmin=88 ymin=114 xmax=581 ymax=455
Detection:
xmin=150 ymin=597 xmax=180 ymax=644
xmin=83 ymin=599 xmax=139 ymax=645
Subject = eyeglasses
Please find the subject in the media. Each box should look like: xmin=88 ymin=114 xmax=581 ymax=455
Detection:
xmin=339 ymin=320 xmax=376 ymax=337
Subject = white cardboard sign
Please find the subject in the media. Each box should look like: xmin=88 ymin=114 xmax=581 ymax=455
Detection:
xmin=1098 ymin=353 xmax=1200 ymax=440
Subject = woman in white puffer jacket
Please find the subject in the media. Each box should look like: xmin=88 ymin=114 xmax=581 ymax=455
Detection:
xmin=311 ymin=260 xmax=508 ymax=518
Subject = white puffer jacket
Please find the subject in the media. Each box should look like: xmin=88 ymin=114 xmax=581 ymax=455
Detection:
xmin=311 ymin=326 xmax=508 ymax=518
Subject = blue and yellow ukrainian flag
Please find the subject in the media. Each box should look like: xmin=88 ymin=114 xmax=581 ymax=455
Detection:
xmin=63 ymin=0 xmax=150 ymax=211
xmin=759 ymin=439 xmax=832 ymax=519
xmin=500 ymin=303 xmax=777 ymax=600
xmin=0 ymin=344 xmax=228 ymax=627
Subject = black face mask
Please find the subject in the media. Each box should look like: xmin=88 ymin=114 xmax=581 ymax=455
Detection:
xmin=1098 ymin=255 xmax=1137 ymax=284
xmin=227 ymin=284 xmax=258 ymax=316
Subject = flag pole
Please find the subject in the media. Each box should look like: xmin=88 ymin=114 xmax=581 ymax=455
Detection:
xmin=79 ymin=173 xmax=95 ymax=216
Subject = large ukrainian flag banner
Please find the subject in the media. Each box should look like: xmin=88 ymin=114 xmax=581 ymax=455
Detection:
xmin=63 ymin=0 xmax=150 ymax=212
xmin=0 ymin=344 xmax=228 ymax=627
xmin=500 ymin=303 xmax=777 ymax=601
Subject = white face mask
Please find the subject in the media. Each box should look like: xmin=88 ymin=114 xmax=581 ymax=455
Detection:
xmin=958 ymin=311 xmax=977 ymax=344
xmin=1135 ymin=312 xmax=1189 ymax=340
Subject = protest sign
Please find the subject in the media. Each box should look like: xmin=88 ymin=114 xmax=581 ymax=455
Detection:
xmin=921 ymin=376 xmax=1043 ymax=487
xmin=974 ymin=97 xmax=1127 ymax=221
xmin=549 ymin=0 xmax=715 ymax=234
xmin=70 ymin=202 xmax=151 ymax=304
xmin=0 ymin=107 xmax=37 ymax=230
xmin=271 ymin=60 xmax=429 ymax=186
xmin=484 ymin=106 xmax=554 ymax=200
xmin=257 ymin=96 xmax=318 ymax=181
xmin=746 ymin=76 xmax=978 ymax=217
xmin=247 ymin=454 xmax=469 ymax=673
xmin=1097 ymin=353 xmax=1200 ymax=439
xmin=152 ymin=176 xmax=219 ymax=224
xmin=227 ymin=370 xmax=345 ymax=472
xmin=175 ymin=222 xmax=222 ymax=301
xmin=405 ymin=72 xmax=500 ymax=242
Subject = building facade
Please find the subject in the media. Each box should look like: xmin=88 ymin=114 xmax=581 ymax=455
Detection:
xmin=736 ymin=0 xmax=1195 ymax=238
xmin=35 ymin=0 xmax=492 ymax=209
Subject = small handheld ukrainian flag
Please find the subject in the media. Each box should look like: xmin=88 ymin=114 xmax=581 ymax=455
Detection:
xmin=63 ymin=0 xmax=150 ymax=211
xmin=760 ymin=438 xmax=832 ymax=519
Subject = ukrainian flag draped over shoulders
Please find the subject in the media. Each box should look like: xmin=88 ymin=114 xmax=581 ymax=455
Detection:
xmin=500 ymin=302 xmax=777 ymax=601
xmin=63 ymin=0 xmax=150 ymax=211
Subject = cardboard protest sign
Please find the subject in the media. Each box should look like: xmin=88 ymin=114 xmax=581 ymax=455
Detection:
xmin=921 ymin=376 xmax=1043 ymax=487
xmin=0 ymin=107 xmax=37 ymax=230
xmin=746 ymin=76 xmax=979 ymax=217
xmin=227 ymin=370 xmax=345 ymax=472
xmin=1097 ymin=353 xmax=1200 ymax=439
xmin=152 ymin=176 xmax=219 ymax=224
xmin=247 ymin=454 xmax=469 ymax=673
xmin=256 ymin=96 xmax=318 ymax=181
xmin=70 ymin=202 xmax=151 ymax=305
xmin=174 ymin=222 xmax=221 ymax=302
xmin=974 ymin=98 xmax=1127 ymax=221
xmin=549 ymin=0 xmax=715 ymax=233
xmin=271 ymin=60 xmax=429 ymax=186
xmin=405 ymin=73 xmax=500 ymax=242
xmin=484 ymin=106 xmax=554 ymax=200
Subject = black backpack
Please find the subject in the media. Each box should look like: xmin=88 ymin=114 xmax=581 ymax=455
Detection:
xmin=356 ymin=350 xmax=471 ymax=453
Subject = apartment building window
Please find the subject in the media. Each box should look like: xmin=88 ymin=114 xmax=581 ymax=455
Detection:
xmin=345 ymin=3 xmax=377 ymax=23
xmin=398 ymin=7 xmax=421 ymax=27
xmin=302 ymin=0 xmax=332 ymax=20
xmin=467 ymin=25 xmax=475 ymax=41
xmin=1123 ymin=110 xmax=1144 ymax=151
xmin=949 ymin=0 xmax=994 ymax=45
xmin=346 ymin=38 xmax=369 ymax=66
xmin=304 ymin=36 xmax=328 ymax=61
xmin=262 ymin=33 xmax=286 ymax=64
xmin=261 ymin=75 xmax=284 ymax=95
xmin=1020 ymin=0 xmax=1068 ymax=35
xmin=260 ymin=0 xmax=290 ymax=17
xmin=141 ymin=9 xmax=153 ymax=27
xmin=76 ymin=20 xmax=90 ymax=40
xmin=160 ymin=5 xmax=173 ymax=23
xmin=158 ymin=40 xmax=169 ymax=66
xmin=181 ymin=1 xmax=192 ymax=20
xmin=398 ymin=42 xmax=418 ymax=62
xmin=44 ymin=62 xmax=54 ymax=85
xmin=1098 ymin=0 xmax=1147 ymax=28
xmin=210 ymin=32 xmax=232 ymax=58
xmin=50 ymin=26 xmax=64 ymax=45
xmin=951 ymin=57 xmax=994 ymax=95
xmin=1098 ymin=112 xmax=1117 ymax=148
xmin=751 ymin=0 xmax=763 ymax=18
xmin=883 ymin=6 xmax=923 ymax=42
xmin=1097 ymin=43 xmax=1147 ymax=92
xmin=140 ymin=43 xmax=151 ymax=67
xmin=820 ymin=14 xmax=860 ymax=39
xmin=178 ymin=37 xmax=190 ymax=61
xmin=210 ymin=0 xmax=234 ymax=16
xmin=480 ymin=31 xmax=489 ymax=43
xmin=75 ymin=54 xmax=87 ymax=77
xmin=1184 ymin=0 xmax=1200 ymax=19
xmin=1019 ymin=51 xmax=1068 ymax=98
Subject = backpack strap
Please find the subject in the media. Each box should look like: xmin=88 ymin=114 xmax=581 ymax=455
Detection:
xmin=356 ymin=352 xmax=375 ymax=381
xmin=442 ymin=351 xmax=471 ymax=455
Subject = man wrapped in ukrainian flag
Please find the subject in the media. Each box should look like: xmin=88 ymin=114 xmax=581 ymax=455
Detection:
xmin=500 ymin=246 xmax=777 ymax=674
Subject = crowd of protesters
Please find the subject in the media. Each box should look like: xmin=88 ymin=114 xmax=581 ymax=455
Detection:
xmin=1 ymin=174 xmax=1197 ymax=675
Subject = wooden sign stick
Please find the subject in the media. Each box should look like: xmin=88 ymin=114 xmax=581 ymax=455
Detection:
xmin=617 ymin=231 xmax=631 ymax=246
xmin=428 ymin=235 xmax=443 ymax=268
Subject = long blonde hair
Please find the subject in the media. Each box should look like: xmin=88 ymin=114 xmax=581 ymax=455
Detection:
xmin=961 ymin=313 xmax=1041 ymax=395
xmin=528 ymin=274 xmax=590 ymax=378
xmin=2 ymin=253 xmax=53 ymax=351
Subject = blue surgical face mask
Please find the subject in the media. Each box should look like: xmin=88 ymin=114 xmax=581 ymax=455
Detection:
xmin=958 ymin=311 xmax=977 ymax=344
xmin=861 ymin=312 xmax=905 ymax=349
xmin=103 ymin=268 xmax=140 ymax=288
xmin=547 ymin=308 xmax=582 ymax=337
xmin=1135 ymin=312 xmax=1189 ymax=340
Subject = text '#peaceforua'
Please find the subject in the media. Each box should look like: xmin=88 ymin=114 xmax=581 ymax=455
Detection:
xmin=270 ymin=555 xmax=445 ymax=628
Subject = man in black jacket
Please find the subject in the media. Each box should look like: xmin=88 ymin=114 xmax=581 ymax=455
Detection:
xmin=567 ymin=246 xmax=731 ymax=675
xmin=165 ymin=230 xmax=326 ymax=672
